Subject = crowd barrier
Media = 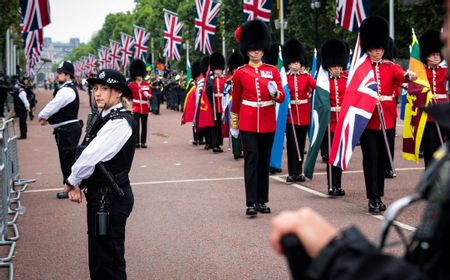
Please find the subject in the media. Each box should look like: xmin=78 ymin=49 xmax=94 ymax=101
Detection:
xmin=0 ymin=118 xmax=35 ymax=280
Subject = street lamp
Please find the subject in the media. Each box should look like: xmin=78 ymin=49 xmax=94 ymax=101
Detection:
xmin=310 ymin=0 xmax=321 ymax=50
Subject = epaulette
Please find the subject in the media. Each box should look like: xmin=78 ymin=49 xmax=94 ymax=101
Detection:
xmin=106 ymin=108 xmax=128 ymax=121
xmin=341 ymin=71 xmax=349 ymax=79
xmin=236 ymin=65 xmax=246 ymax=70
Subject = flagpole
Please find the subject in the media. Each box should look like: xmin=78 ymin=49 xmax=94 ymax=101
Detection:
xmin=288 ymin=105 xmax=302 ymax=163
xmin=280 ymin=0 xmax=285 ymax=44
xmin=376 ymin=103 xmax=396 ymax=175
xmin=389 ymin=0 xmax=394 ymax=39
xmin=327 ymin=124 xmax=332 ymax=193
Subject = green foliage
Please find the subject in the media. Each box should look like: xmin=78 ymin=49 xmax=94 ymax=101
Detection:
xmin=0 ymin=0 xmax=20 ymax=71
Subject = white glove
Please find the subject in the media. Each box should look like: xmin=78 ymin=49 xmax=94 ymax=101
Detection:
xmin=230 ymin=128 xmax=239 ymax=138
xmin=268 ymin=81 xmax=278 ymax=98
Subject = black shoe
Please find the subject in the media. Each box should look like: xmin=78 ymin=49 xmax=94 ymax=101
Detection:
xmin=204 ymin=144 xmax=212 ymax=150
xmin=212 ymin=147 xmax=223 ymax=153
xmin=286 ymin=176 xmax=296 ymax=184
xmin=295 ymin=174 xmax=306 ymax=182
xmin=368 ymin=199 xmax=381 ymax=214
xmin=192 ymin=141 xmax=198 ymax=146
xmin=384 ymin=169 xmax=396 ymax=179
xmin=246 ymin=204 xmax=258 ymax=216
xmin=269 ymin=167 xmax=282 ymax=174
xmin=141 ymin=143 xmax=148 ymax=149
xmin=322 ymin=155 xmax=328 ymax=163
xmin=328 ymin=186 xmax=346 ymax=196
xmin=256 ymin=203 xmax=271 ymax=214
xmin=198 ymin=141 xmax=205 ymax=145
xmin=56 ymin=191 xmax=69 ymax=199
xmin=136 ymin=143 xmax=141 ymax=149
xmin=376 ymin=198 xmax=386 ymax=211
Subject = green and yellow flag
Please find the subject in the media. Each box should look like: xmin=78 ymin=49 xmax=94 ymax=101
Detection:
xmin=402 ymin=29 xmax=432 ymax=163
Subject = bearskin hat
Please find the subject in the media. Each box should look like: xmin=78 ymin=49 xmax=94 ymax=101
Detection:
xmin=239 ymin=19 xmax=271 ymax=56
xmin=210 ymin=52 xmax=225 ymax=70
xmin=264 ymin=43 xmax=280 ymax=66
xmin=227 ymin=51 xmax=244 ymax=73
xmin=359 ymin=16 xmax=389 ymax=53
xmin=419 ymin=29 xmax=443 ymax=64
xmin=191 ymin=61 xmax=201 ymax=79
xmin=383 ymin=37 xmax=398 ymax=61
xmin=200 ymin=55 xmax=210 ymax=76
xmin=129 ymin=59 xmax=147 ymax=79
xmin=320 ymin=39 xmax=349 ymax=70
xmin=282 ymin=39 xmax=306 ymax=68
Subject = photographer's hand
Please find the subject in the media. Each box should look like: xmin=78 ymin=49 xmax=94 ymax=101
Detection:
xmin=270 ymin=207 xmax=338 ymax=258
xmin=64 ymin=184 xmax=82 ymax=203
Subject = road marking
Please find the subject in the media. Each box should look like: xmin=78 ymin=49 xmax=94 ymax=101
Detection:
xmin=372 ymin=215 xmax=416 ymax=231
xmin=270 ymin=175 xmax=329 ymax=198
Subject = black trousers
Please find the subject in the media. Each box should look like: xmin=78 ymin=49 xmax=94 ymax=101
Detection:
xmin=285 ymin=124 xmax=308 ymax=176
xmin=422 ymin=121 xmax=447 ymax=168
xmin=326 ymin=132 xmax=343 ymax=188
xmin=384 ymin=119 xmax=396 ymax=172
xmin=151 ymin=92 xmax=161 ymax=114
xmin=240 ymin=131 xmax=274 ymax=206
xmin=133 ymin=113 xmax=148 ymax=144
xmin=16 ymin=109 xmax=27 ymax=138
xmin=360 ymin=128 xmax=394 ymax=199
xmin=211 ymin=113 xmax=223 ymax=147
xmin=53 ymin=121 xmax=82 ymax=184
xmin=86 ymin=185 xmax=134 ymax=280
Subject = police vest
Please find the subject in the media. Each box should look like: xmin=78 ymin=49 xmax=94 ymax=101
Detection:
xmin=47 ymin=82 xmax=79 ymax=125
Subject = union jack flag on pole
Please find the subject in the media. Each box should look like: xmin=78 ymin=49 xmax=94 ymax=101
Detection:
xmin=120 ymin=32 xmax=135 ymax=68
xmin=133 ymin=25 xmax=150 ymax=60
xmin=329 ymin=40 xmax=378 ymax=170
xmin=98 ymin=47 xmax=109 ymax=69
xmin=20 ymin=0 xmax=51 ymax=32
xmin=194 ymin=0 xmax=221 ymax=55
xmin=243 ymin=0 xmax=273 ymax=22
xmin=163 ymin=10 xmax=184 ymax=61
xmin=335 ymin=0 xmax=371 ymax=33
xmin=109 ymin=40 xmax=121 ymax=71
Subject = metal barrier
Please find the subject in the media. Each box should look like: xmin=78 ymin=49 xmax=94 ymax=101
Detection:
xmin=0 ymin=117 xmax=35 ymax=280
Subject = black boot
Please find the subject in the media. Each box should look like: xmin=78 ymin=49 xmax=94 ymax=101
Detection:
xmin=256 ymin=203 xmax=271 ymax=214
xmin=368 ymin=199 xmax=381 ymax=214
xmin=246 ymin=204 xmax=258 ymax=216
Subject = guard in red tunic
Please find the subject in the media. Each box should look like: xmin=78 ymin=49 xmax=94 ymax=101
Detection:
xmin=320 ymin=39 xmax=349 ymax=196
xmin=359 ymin=16 xmax=417 ymax=214
xmin=283 ymin=39 xmax=316 ymax=184
xmin=128 ymin=59 xmax=152 ymax=148
xmin=231 ymin=20 xmax=285 ymax=216
xmin=419 ymin=29 xmax=449 ymax=168
xmin=208 ymin=52 xmax=227 ymax=153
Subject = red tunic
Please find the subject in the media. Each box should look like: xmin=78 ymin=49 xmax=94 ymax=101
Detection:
xmin=129 ymin=81 xmax=152 ymax=114
xmin=286 ymin=72 xmax=316 ymax=125
xmin=213 ymin=76 xmax=226 ymax=114
xmin=329 ymin=73 xmax=348 ymax=132
xmin=366 ymin=61 xmax=405 ymax=130
xmin=425 ymin=65 xmax=448 ymax=121
xmin=231 ymin=64 xmax=285 ymax=133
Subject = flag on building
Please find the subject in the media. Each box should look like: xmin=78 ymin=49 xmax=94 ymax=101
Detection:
xmin=20 ymin=0 xmax=51 ymax=32
xmin=194 ymin=0 xmax=221 ymax=55
xmin=109 ymin=40 xmax=121 ymax=71
xmin=304 ymin=66 xmax=331 ymax=179
xmin=402 ymin=30 xmax=431 ymax=163
xmin=133 ymin=25 xmax=150 ymax=60
xmin=243 ymin=0 xmax=272 ymax=22
xmin=335 ymin=0 xmax=371 ymax=33
xmin=269 ymin=47 xmax=290 ymax=171
xmin=163 ymin=10 xmax=184 ymax=61
xmin=120 ymin=32 xmax=135 ymax=68
xmin=329 ymin=51 xmax=378 ymax=170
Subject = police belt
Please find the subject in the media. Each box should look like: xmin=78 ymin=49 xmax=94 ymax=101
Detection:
xmin=378 ymin=95 xmax=394 ymax=101
xmin=132 ymin=99 xmax=148 ymax=104
xmin=432 ymin=94 xmax=448 ymax=99
xmin=290 ymin=99 xmax=308 ymax=105
xmin=242 ymin=99 xmax=274 ymax=108
xmin=330 ymin=106 xmax=341 ymax=112
xmin=81 ymin=169 xmax=129 ymax=193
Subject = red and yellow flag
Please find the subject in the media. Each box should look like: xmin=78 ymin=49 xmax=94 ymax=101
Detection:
xmin=402 ymin=29 xmax=432 ymax=163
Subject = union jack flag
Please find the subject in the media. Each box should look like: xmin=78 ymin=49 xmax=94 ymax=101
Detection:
xmin=98 ymin=47 xmax=109 ymax=69
xmin=243 ymin=0 xmax=272 ymax=22
xmin=120 ymin=32 xmax=135 ymax=68
xmin=20 ymin=0 xmax=51 ymax=32
xmin=133 ymin=25 xmax=149 ymax=60
xmin=109 ymin=40 xmax=121 ymax=71
xmin=329 ymin=45 xmax=378 ymax=170
xmin=86 ymin=55 xmax=97 ymax=76
xmin=23 ymin=28 xmax=43 ymax=60
xmin=163 ymin=10 xmax=184 ymax=61
xmin=335 ymin=0 xmax=371 ymax=33
xmin=194 ymin=0 xmax=221 ymax=55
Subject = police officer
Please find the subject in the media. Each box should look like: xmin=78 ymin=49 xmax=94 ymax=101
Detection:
xmin=151 ymin=74 xmax=163 ymax=115
xmin=12 ymin=78 xmax=31 ymax=139
xmin=419 ymin=29 xmax=449 ymax=168
xmin=231 ymin=20 xmax=285 ymax=216
xmin=320 ymin=39 xmax=349 ymax=196
xmin=38 ymin=61 xmax=82 ymax=199
xmin=129 ymin=59 xmax=152 ymax=149
xmin=358 ymin=16 xmax=417 ymax=213
xmin=283 ymin=39 xmax=316 ymax=184
xmin=64 ymin=69 xmax=136 ymax=280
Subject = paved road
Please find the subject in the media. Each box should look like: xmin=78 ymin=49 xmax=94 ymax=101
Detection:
xmin=5 ymin=88 xmax=425 ymax=279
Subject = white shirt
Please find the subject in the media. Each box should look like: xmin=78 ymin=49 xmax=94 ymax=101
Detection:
xmin=38 ymin=81 xmax=78 ymax=128
xmin=67 ymin=103 xmax=132 ymax=186
xmin=18 ymin=89 xmax=30 ymax=111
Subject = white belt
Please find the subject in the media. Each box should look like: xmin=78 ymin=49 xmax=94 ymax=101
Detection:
xmin=242 ymin=99 xmax=274 ymax=108
xmin=214 ymin=93 xmax=223 ymax=97
xmin=290 ymin=99 xmax=308 ymax=105
xmin=378 ymin=95 xmax=393 ymax=101
xmin=132 ymin=99 xmax=148 ymax=104
xmin=432 ymin=94 xmax=448 ymax=99
xmin=330 ymin=106 xmax=341 ymax=112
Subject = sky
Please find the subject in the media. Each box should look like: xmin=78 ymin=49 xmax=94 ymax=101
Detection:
xmin=44 ymin=0 xmax=136 ymax=43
